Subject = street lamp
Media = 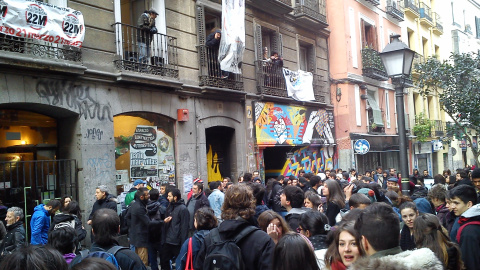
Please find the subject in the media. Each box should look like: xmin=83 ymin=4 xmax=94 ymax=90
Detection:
xmin=380 ymin=34 xmax=415 ymax=196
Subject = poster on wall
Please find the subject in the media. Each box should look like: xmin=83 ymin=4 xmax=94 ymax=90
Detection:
xmin=254 ymin=102 xmax=335 ymax=146
xmin=157 ymin=129 xmax=175 ymax=182
xmin=0 ymin=0 xmax=85 ymax=47
xmin=130 ymin=125 xmax=158 ymax=178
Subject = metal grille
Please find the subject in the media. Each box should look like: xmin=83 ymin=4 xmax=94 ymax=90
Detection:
xmin=113 ymin=23 xmax=178 ymax=78
xmin=197 ymin=45 xmax=244 ymax=90
xmin=0 ymin=34 xmax=82 ymax=62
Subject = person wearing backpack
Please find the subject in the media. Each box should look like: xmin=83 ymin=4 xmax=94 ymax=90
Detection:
xmin=70 ymin=208 xmax=146 ymax=270
xmin=49 ymin=201 xmax=86 ymax=251
xmin=147 ymin=188 xmax=166 ymax=270
xmin=194 ymin=184 xmax=275 ymax=270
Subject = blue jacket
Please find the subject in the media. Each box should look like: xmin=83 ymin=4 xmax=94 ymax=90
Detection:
xmin=176 ymin=230 xmax=210 ymax=270
xmin=208 ymin=189 xmax=224 ymax=219
xmin=30 ymin=204 xmax=50 ymax=245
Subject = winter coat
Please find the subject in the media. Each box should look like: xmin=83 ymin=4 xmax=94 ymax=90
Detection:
xmin=0 ymin=221 xmax=25 ymax=255
xmin=88 ymin=193 xmax=117 ymax=221
xmin=146 ymin=200 xmax=165 ymax=243
xmin=126 ymin=199 xmax=150 ymax=247
xmin=124 ymin=187 xmax=137 ymax=207
xmin=435 ymin=204 xmax=450 ymax=229
xmin=285 ymin=207 xmax=307 ymax=231
xmin=325 ymin=201 xmax=341 ymax=226
xmin=272 ymin=183 xmax=285 ymax=213
xmin=176 ymin=229 xmax=210 ymax=270
xmin=411 ymin=186 xmax=429 ymax=200
xmin=162 ymin=199 xmax=189 ymax=246
xmin=400 ymin=224 xmax=416 ymax=251
xmin=455 ymin=204 xmax=480 ymax=270
xmin=205 ymin=30 xmax=221 ymax=48
xmin=158 ymin=194 xmax=169 ymax=208
xmin=70 ymin=241 xmax=147 ymax=270
xmin=137 ymin=12 xmax=156 ymax=43
xmin=50 ymin=213 xmax=86 ymax=242
xmin=30 ymin=204 xmax=50 ymax=245
xmin=194 ymin=219 xmax=275 ymax=270
xmin=348 ymin=247 xmax=443 ymax=270
xmin=186 ymin=193 xmax=210 ymax=218
xmin=309 ymin=234 xmax=328 ymax=269
xmin=254 ymin=204 xmax=269 ymax=221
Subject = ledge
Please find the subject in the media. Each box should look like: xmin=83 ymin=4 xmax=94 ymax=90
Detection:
xmin=114 ymin=70 xmax=183 ymax=90
xmin=0 ymin=51 xmax=87 ymax=75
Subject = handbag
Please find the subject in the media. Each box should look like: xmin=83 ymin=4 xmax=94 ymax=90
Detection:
xmin=185 ymin=237 xmax=194 ymax=270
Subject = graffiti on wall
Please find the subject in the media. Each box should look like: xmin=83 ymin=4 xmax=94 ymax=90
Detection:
xmin=207 ymin=145 xmax=222 ymax=182
xmin=255 ymin=102 xmax=335 ymax=146
xmin=281 ymin=146 xmax=336 ymax=176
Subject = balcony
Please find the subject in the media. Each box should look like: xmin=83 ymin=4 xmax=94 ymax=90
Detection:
xmin=432 ymin=12 xmax=443 ymax=35
xmin=361 ymin=48 xmax=389 ymax=81
xmin=386 ymin=0 xmax=405 ymax=21
xmin=198 ymin=45 xmax=243 ymax=91
xmin=419 ymin=3 xmax=434 ymax=27
xmin=293 ymin=0 xmax=328 ymax=28
xmin=0 ymin=33 xmax=81 ymax=62
xmin=364 ymin=0 xmax=380 ymax=6
xmin=248 ymin=0 xmax=293 ymax=16
xmin=254 ymin=60 xmax=329 ymax=103
xmin=411 ymin=53 xmax=424 ymax=77
xmin=403 ymin=0 xmax=419 ymax=17
xmin=113 ymin=23 xmax=178 ymax=78
xmin=432 ymin=120 xmax=445 ymax=137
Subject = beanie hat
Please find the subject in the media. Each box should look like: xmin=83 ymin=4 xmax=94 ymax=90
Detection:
xmin=357 ymin=188 xmax=377 ymax=203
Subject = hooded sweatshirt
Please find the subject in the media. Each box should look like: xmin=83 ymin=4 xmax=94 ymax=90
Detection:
xmin=30 ymin=204 xmax=50 ymax=245
xmin=455 ymin=204 xmax=480 ymax=270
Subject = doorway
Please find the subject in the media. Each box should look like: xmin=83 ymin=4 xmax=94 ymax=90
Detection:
xmin=205 ymin=126 xmax=235 ymax=181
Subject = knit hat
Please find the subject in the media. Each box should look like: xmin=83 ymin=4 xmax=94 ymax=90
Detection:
xmin=357 ymin=188 xmax=377 ymax=203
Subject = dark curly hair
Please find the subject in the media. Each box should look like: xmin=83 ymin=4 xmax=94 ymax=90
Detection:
xmin=195 ymin=207 xmax=218 ymax=230
xmin=221 ymin=184 xmax=255 ymax=220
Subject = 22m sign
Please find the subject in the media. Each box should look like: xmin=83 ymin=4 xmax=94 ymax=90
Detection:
xmin=25 ymin=4 xmax=47 ymax=30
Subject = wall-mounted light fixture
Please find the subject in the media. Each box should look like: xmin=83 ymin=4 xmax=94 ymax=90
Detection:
xmin=336 ymin=87 xmax=342 ymax=102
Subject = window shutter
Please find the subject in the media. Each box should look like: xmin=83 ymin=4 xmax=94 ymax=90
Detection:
xmin=307 ymin=44 xmax=316 ymax=73
xmin=360 ymin=19 xmax=366 ymax=49
xmin=476 ymin=16 xmax=480 ymax=39
xmin=254 ymin=22 xmax=263 ymax=60
xmin=372 ymin=25 xmax=378 ymax=51
xmin=271 ymin=31 xmax=283 ymax=57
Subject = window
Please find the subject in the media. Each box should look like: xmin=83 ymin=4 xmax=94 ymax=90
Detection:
xmin=360 ymin=19 xmax=378 ymax=50
xmin=254 ymin=22 xmax=283 ymax=61
xmin=476 ymin=16 xmax=480 ymax=39
xmin=298 ymin=42 xmax=315 ymax=73
xmin=366 ymin=91 xmax=384 ymax=128
xmin=119 ymin=0 xmax=166 ymax=34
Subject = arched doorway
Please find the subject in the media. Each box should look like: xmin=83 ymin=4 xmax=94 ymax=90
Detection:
xmin=205 ymin=126 xmax=235 ymax=182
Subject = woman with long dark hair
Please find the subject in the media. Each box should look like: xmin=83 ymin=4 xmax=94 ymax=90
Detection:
xmin=324 ymin=221 xmax=365 ymax=270
xmin=298 ymin=210 xmax=330 ymax=269
xmin=414 ymin=213 xmax=463 ymax=270
xmin=322 ymin=180 xmax=345 ymax=226
xmin=50 ymin=200 xmax=86 ymax=251
xmin=399 ymin=202 xmax=419 ymax=251
xmin=272 ymin=232 xmax=319 ymax=270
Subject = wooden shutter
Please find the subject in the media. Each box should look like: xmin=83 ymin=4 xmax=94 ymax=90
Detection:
xmin=307 ymin=44 xmax=316 ymax=73
xmin=360 ymin=19 xmax=366 ymax=49
xmin=371 ymin=25 xmax=378 ymax=51
xmin=271 ymin=31 xmax=283 ymax=57
xmin=254 ymin=22 xmax=263 ymax=60
xmin=196 ymin=4 xmax=206 ymax=66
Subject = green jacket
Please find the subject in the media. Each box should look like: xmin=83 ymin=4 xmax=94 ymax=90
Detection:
xmin=125 ymin=190 xmax=136 ymax=206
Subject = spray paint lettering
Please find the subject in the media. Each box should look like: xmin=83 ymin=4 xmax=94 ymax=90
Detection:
xmin=281 ymin=146 xmax=336 ymax=176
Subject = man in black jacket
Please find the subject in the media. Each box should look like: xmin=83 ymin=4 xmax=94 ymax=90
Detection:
xmin=126 ymin=187 xmax=150 ymax=266
xmin=70 ymin=208 xmax=147 ymax=270
xmin=161 ymin=187 xmax=189 ymax=270
xmin=186 ymin=182 xmax=210 ymax=234
xmin=137 ymin=8 xmax=158 ymax=64
xmin=0 ymin=207 xmax=25 ymax=256
xmin=194 ymin=184 xmax=275 ymax=270
xmin=87 ymin=185 xmax=117 ymax=243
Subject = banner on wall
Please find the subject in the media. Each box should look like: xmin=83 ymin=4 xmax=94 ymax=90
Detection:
xmin=282 ymin=68 xmax=315 ymax=101
xmin=157 ymin=129 xmax=175 ymax=182
xmin=218 ymin=0 xmax=245 ymax=74
xmin=0 ymin=0 xmax=85 ymax=47
xmin=130 ymin=126 xmax=158 ymax=178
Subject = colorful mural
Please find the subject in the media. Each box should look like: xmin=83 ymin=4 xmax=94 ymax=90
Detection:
xmin=281 ymin=146 xmax=336 ymax=176
xmin=254 ymin=102 xmax=335 ymax=146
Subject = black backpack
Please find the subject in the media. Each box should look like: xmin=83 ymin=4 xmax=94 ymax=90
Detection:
xmin=202 ymin=226 xmax=259 ymax=270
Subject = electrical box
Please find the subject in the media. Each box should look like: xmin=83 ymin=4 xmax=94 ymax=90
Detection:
xmin=177 ymin=109 xmax=189 ymax=122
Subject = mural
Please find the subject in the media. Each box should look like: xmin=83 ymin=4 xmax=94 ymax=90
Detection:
xmin=281 ymin=146 xmax=336 ymax=176
xmin=207 ymin=145 xmax=222 ymax=182
xmin=255 ymin=102 xmax=335 ymax=146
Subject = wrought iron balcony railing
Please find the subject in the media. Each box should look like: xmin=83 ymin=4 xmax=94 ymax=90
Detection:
xmin=113 ymin=22 xmax=178 ymax=78
xmin=419 ymin=3 xmax=433 ymax=25
xmin=364 ymin=0 xmax=380 ymax=6
xmin=403 ymin=0 xmax=419 ymax=16
xmin=361 ymin=48 xmax=389 ymax=81
xmin=293 ymin=0 xmax=328 ymax=27
xmin=433 ymin=12 xmax=443 ymax=33
xmin=386 ymin=0 xmax=405 ymax=21
xmin=198 ymin=45 xmax=243 ymax=90
xmin=249 ymin=0 xmax=293 ymax=16
xmin=432 ymin=120 xmax=445 ymax=137
xmin=0 ymin=33 xmax=81 ymax=62
xmin=254 ymin=60 xmax=329 ymax=103
xmin=412 ymin=53 xmax=424 ymax=76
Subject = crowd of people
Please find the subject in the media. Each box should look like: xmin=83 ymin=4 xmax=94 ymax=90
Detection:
xmin=0 ymin=165 xmax=479 ymax=270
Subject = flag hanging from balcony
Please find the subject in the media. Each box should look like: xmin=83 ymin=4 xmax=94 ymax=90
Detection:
xmin=218 ymin=0 xmax=245 ymax=74
xmin=283 ymin=68 xmax=315 ymax=101
xmin=0 ymin=0 xmax=85 ymax=48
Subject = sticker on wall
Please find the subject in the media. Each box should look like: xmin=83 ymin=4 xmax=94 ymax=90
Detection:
xmin=130 ymin=125 xmax=158 ymax=178
xmin=157 ymin=129 xmax=175 ymax=182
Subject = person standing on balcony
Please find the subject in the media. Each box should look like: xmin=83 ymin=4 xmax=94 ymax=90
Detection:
xmin=206 ymin=28 xmax=229 ymax=79
xmin=137 ymin=8 xmax=158 ymax=65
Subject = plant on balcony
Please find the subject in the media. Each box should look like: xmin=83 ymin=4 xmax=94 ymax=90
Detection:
xmin=413 ymin=113 xmax=432 ymax=142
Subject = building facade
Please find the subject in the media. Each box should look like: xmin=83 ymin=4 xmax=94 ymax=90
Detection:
xmin=0 ymin=0 xmax=334 ymax=242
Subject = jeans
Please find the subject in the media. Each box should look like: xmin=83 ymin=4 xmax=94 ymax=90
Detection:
xmin=138 ymin=42 xmax=150 ymax=64
xmin=148 ymin=242 xmax=162 ymax=270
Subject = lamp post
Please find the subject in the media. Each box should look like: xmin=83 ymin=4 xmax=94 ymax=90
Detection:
xmin=380 ymin=35 xmax=415 ymax=196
